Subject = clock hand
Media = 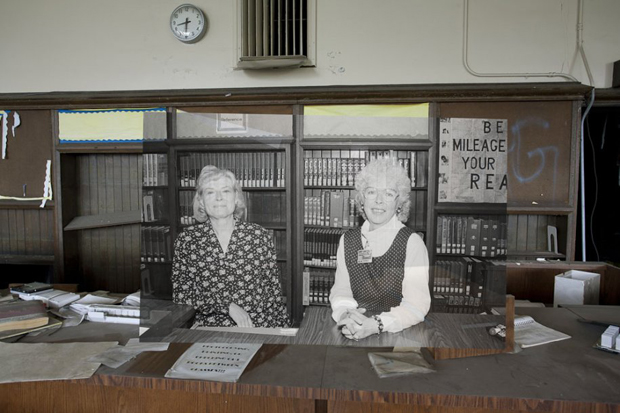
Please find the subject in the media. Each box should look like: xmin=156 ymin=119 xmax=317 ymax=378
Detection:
xmin=178 ymin=18 xmax=191 ymax=31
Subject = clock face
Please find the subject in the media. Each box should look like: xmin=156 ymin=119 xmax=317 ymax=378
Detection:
xmin=170 ymin=4 xmax=206 ymax=43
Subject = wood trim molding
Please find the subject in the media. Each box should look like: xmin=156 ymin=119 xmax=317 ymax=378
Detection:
xmin=0 ymin=83 xmax=591 ymax=110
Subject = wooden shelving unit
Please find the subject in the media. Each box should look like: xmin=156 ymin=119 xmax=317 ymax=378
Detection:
xmin=0 ymin=83 xmax=590 ymax=315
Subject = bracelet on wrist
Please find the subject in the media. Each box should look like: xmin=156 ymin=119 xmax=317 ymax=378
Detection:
xmin=372 ymin=315 xmax=384 ymax=334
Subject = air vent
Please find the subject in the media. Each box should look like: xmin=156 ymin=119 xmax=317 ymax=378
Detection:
xmin=237 ymin=0 xmax=314 ymax=69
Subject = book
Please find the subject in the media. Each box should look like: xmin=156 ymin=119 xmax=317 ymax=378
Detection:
xmin=0 ymin=300 xmax=49 ymax=332
xmin=10 ymin=282 xmax=53 ymax=294
xmin=0 ymin=316 xmax=63 ymax=340
xmin=513 ymin=315 xmax=571 ymax=348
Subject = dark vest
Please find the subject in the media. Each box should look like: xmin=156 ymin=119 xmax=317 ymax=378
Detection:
xmin=343 ymin=226 xmax=413 ymax=314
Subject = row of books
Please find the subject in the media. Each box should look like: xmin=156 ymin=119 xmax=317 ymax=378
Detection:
xmin=304 ymin=190 xmax=361 ymax=228
xmin=141 ymin=226 xmax=172 ymax=263
xmin=431 ymin=258 xmax=506 ymax=314
xmin=142 ymin=189 xmax=168 ymax=223
xmin=303 ymin=149 xmax=428 ymax=188
xmin=178 ymin=152 xmax=285 ymax=188
xmin=143 ymin=153 xmax=168 ymax=187
xmin=303 ymin=228 xmax=347 ymax=268
xmin=245 ymin=192 xmax=287 ymax=226
xmin=303 ymin=268 xmax=335 ymax=306
xmin=265 ymin=229 xmax=287 ymax=260
xmin=436 ymin=215 xmax=507 ymax=257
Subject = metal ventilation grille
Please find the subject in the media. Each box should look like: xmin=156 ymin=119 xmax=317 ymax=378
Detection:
xmin=239 ymin=0 xmax=308 ymax=69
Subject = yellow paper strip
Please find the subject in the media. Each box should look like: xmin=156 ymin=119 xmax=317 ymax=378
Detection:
xmin=59 ymin=111 xmax=144 ymax=141
xmin=304 ymin=103 xmax=429 ymax=118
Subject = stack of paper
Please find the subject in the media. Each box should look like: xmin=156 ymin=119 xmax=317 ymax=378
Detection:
xmin=15 ymin=289 xmax=80 ymax=309
xmin=70 ymin=294 xmax=118 ymax=314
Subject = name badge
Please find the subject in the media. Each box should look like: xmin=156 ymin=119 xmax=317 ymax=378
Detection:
xmin=357 ymin=249 xmax=373 ymax=264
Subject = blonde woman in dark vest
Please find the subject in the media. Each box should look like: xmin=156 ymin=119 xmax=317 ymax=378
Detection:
xmin=330 ymin=158 xmax=431 ymax=340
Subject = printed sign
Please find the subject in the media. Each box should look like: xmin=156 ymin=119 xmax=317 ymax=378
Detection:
xmin=438 ymin=118 xmax=507 ymax=203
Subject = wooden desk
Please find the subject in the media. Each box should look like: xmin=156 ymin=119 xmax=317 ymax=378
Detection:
xmin=150 ymin=306 xmax=507 ymax=350
xmin=1 ymin=307 xmax=619 ymax=413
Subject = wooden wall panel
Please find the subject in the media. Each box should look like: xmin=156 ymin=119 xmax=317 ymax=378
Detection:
xmin=0 ymin=208 xmax=54 ymax=256
xmin=507 ymin=214 xmax=566 ymax=257
xmin=70 ymin=154 xmax=142 ymax=293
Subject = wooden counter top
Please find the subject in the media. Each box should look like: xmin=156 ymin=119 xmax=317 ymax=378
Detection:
xmin=2 ymin=306 xmax=619 ymax=413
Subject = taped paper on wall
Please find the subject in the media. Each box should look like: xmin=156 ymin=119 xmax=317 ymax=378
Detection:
xmin=12 ymin=112 xmax=21 ymax=136
xmin=1 ymin=111 xmax=7 ymax=159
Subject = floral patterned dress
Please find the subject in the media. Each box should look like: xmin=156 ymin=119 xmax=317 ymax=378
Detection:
xmin=171 ymin=219 xmax=290 ymax=327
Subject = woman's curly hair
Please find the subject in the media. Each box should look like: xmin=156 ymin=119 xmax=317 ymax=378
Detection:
xmin=354 ymin=158 xmax=411 ymax=222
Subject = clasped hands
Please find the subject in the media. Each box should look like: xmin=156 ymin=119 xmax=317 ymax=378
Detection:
xmin=337 ymin=308 xmax=380 ymax=340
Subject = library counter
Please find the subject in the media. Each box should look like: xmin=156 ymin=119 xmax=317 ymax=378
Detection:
xmin=1 ymin=306 xmax=620 ymax=413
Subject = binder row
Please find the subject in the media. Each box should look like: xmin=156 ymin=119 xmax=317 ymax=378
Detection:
xmin=303 ymin=268 xmax=335 ymax=306
xmin=245 ymin=192 xmax=287 ymax=226
xmin=436 ymin=215 xmax=507 ymax=257
xmin=432 ymin=257 xmax=484 ymax=314
xmin=304 ymin=190 xmax=361 ymax=228
xmin=142 ymin=189 xmax=168 ymax=223
xmin=303 ymin=228 xmax=346 ymax=268
xmin=265 ymin=229 xmax=287 ymax=260
xmin=178 ymin=152 xmax=285 ymax=188
xmin=179 ymin=191 xmax=198 ymax=226
xmin=143 ymin=153 xmax=168 ymax=187
xmin=432 ymin=258 xmax=507 ymax=314
xmin=141 ymin=226 xmax=172 ymax=263
xmin=304 ymin=149 xmax=428 ymax=188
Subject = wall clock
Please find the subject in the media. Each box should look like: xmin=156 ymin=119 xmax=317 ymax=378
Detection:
xmin=170 ymin=4 xmax=207 ymax=43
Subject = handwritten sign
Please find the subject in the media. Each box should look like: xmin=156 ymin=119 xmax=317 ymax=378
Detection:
xmin=438 ymin=118 xmax=507 ymax=203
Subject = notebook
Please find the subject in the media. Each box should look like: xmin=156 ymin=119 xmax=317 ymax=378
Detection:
xmin=514 ymin=315 xmax=571 ymax=348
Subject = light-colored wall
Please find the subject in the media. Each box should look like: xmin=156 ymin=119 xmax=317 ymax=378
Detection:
xmin=1 ymin=0 xmax=619 ymax=94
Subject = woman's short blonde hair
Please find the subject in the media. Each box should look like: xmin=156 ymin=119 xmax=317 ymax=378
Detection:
xmin=193 ymin=165 xmax=247 ymax=222
xmin=354 ymin=158 xmax=411 ymax=222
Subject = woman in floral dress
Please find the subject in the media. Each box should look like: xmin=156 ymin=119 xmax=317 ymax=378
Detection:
xmin=171 ymin=165 xmax=289 ymax=328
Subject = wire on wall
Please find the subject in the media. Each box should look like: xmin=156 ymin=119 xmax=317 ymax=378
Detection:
xmin=462 ymin=0 xmax=596 ymax=261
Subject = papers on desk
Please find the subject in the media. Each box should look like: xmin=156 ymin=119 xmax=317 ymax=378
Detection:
xmin=122 ymin=291 xmax=141 ymax=306
xmin=88 ymin=338 xmax=169 ymax=368
xmin=0 ymin=341 xmax=118 ymax=383
xmin=165 ymin=343 xmax=262 ymax=382
xmin=70 ymin=294 xmax=118 ymax=314
xmin=15 ymin=289 xmax=80 ymax=309
xmin=514 ymin=315 xmax=571 ymax=348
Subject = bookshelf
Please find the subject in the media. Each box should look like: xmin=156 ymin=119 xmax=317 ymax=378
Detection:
xmin=147 ymin=107 xmax=296 ymax=315
xmin=1 ymin=83 xmax=590 ymax=324
xmin=142 ymin=139 xmax=172 ymax=298
xmin=296 ymin=104 xmax=433 ymax=319
xmin=428 ymin=99 xmax=581 ymax=314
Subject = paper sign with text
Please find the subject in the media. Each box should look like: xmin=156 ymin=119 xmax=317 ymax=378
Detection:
xmin=438 ymin=118 xmax=507 ymax=203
